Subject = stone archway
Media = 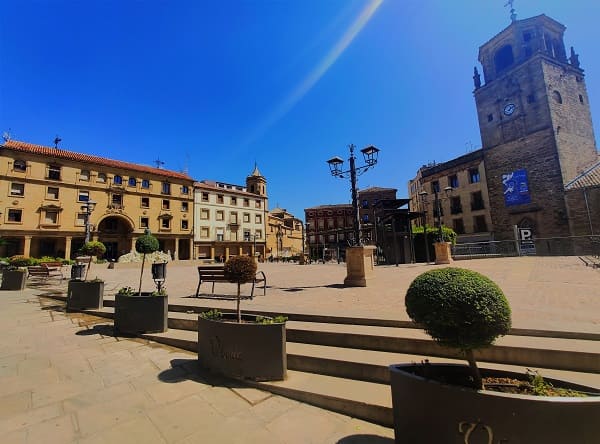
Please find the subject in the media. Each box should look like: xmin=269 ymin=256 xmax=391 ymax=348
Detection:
xmin=95 ymin=215 xmax=135 ymax=261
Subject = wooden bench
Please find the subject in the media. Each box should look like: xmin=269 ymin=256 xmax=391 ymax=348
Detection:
xmin=195 ymin=265 xmax=267 ymax=298
xmin=27 ymin=263 xmax=66 ymax=281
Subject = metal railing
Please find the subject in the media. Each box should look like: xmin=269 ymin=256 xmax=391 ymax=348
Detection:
xmin=452 ymin=235 xmax=600 ymax=259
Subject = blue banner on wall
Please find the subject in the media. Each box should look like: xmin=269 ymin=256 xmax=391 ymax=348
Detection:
xmin=502 ymin=169 xmax=531 ymax=207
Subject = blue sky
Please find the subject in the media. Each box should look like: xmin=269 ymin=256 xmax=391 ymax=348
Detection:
xmin=1 ymin=0 xmax=599 ymax=220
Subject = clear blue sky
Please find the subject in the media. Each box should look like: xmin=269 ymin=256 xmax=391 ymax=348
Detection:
xmin=1 ymin=0 xmax=599 ymax=220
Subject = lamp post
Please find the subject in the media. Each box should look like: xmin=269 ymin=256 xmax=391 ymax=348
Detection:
xmin=327 ymin=144 xmax=380 ymax=286
xmin=81 ymin=200 xmax=97 ymax=244
xmin=418 ymin=191 xmax=430 ymax=263
xmin=327 ymin=144 xmax=380 ymax=246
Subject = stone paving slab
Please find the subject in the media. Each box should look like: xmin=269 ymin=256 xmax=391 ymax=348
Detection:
xmin=0 ymin=289 xmax=393 ymax=443
xmin=62 ymin=256 xmax=600 ymax=333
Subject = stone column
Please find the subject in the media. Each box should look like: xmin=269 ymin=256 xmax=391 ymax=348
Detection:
xmin=225 ymin=247 xmax=230 ymax=261
xmin=238 ymin=246 xmax=243 ymax=256
xmin=189 ymin=238 xmax=194 ymax=260
xmin=131 ymin=237 xmax=137 ymax=252
xmin=210 ymin=246 xmax=215 ymax=261
xmin=65 ymin=236 xmax=72 ymax=259
xmin=23 ymin=236 xmax=32 ymax=257
xmin=174 ymin=237 xmax=179 ymax=260
xmin=344 ymin=245 xmax=376 ymax=287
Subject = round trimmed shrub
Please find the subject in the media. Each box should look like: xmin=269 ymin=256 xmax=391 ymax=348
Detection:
xmin=135 ymin=231 xmax=159 ymax=254
xmin=81 ymin=241 xmax=106 ymax=257
xmin=405 ymin=267 xmax=511 ymax=351
xmin=224 ymin=255 xmax=257 ymax=284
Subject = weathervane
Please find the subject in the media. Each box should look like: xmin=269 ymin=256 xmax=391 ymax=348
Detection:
xmin=154 ymin=157 xmax=165 ymax=169
xmin=504 ymin=0 xmax=517 ymax=23
xmin=54 ymin=136 xmax=62 ymax=148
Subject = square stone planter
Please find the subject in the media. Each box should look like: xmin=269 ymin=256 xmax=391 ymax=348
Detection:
xmin=66 ymin=280 xmax=104 ymax=311
xmin=198 ymin=313 xmax=286 ymax=381
xmin=389 ymin=363 xmax=600 ymax=443
xmin=114 ymin=293 xmax=168 ymax=335
xmin=1 ymin=270 xmax=27 ymax=290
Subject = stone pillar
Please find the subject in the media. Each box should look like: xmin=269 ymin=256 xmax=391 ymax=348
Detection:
xmin=23 ymin=236 xmax=32 ymax=257
xmin=344 ymin=245 xmax=376 ymax=287
xmin=225 ymin=247 xmax=230 ymax=261
xmin=210 ymin=246 xmax=215 ymax=261
xmin=131 ymin=237 xmax=137 ymax=252
xmin=174 ymin=237 xmax=179 ymax=260
xmin=190 ymin=238 xmax=195 ymax=260
xmin=65 ymin=236 xmax=72 ymax=259
xmin=238 ymin=246 xmax=243 ymax=256
xmin=434 ymin=242 xmax=453 ymax=265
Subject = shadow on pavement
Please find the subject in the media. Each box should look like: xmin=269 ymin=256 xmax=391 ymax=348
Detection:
xmin=337 ymin=434 xmax=394 ymax=443
xmin=75 ymin=323 xmax=116 ymax=337
xmin=158 ymin=358 xmax=257 ymax=390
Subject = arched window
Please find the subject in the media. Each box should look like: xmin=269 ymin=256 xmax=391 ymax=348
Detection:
xmin=552 ymin=90 xmax=563 ymax=104
xmin=494 ymin=44 xmax=514 ymax=73
xmin=113 ymin=175 xmax=123 ymax=185
xmin=97 ymin=172 xmax=106 ymax=183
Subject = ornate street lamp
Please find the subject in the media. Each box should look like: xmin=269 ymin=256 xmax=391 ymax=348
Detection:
xmin=418 ymin=191 xmax=431 ymax=263
xmin=327 ymin=144 xmax=380 ymax=246
xmin=81 ymin=200 xmax=97 ymax=243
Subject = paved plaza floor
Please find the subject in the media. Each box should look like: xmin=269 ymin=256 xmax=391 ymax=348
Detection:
xmin=94 ymin=256 xmax=599 ymax=333
xmin=0 ymin=290 xmax=393 ymax=443
xmin=1 ymin=256 xmax=598 ymax=443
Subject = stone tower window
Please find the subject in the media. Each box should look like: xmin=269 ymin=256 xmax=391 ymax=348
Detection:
xmin=487 ymin=114 xmax=494 ymax=122
xmin=494 ymin=44 xmax=514 ymax=73
xmin=523 ymin=32 xmax=532 ymax=42
xmin=579 ymin=94 xmax=584 ymax=104
xmin=552 ymin=90 xmax=563 ymax=104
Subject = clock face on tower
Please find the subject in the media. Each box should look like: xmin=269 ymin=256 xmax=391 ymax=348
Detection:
xmin=503 ymin=103 xmax=516 ymax=116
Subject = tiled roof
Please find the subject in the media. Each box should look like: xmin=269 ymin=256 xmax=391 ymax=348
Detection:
xmin=305 ymin=204 xmax=352 ymax=210
xmin=1 ymin=140 xmax=192 ymax=181
xmin=565 ymin=161 xmax=600 ymax=190
xmin=358 ymin=186 xmax=397 ymax=194
xmin=195 ymin=180 xmax=261 ymax=198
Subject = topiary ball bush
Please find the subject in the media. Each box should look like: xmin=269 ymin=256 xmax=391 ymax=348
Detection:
xmin=405 ymin=267 xmax=511 ymax=351
xmin=135 ymin=232 xmax=159 ymax=254
xmin=224 ymin=255 xmax=257 ymax=284
xmin=81 ymin=241 xmax=106 ymax=257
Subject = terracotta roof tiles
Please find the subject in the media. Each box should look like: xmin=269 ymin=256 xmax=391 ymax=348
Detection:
xmin=2 ymin=140 xmax=192 ymax=181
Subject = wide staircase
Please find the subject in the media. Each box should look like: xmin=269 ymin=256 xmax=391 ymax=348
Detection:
xmin=45 ymin=295 xmax=600 ymax=428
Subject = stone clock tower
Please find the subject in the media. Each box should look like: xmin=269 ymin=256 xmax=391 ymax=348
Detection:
xmin=474 ymin=14 xmax=597 ymax=239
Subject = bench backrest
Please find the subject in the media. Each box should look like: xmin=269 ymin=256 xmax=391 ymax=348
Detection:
xmin=197 ymin=266 xmax=228 ymax=281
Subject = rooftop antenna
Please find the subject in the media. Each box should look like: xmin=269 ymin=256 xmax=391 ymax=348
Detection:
xmin=2 ymin=129 xmax=11 ymax=142
xmin=53 ymin=136 xmax=62 ymax=148
xmin=154 ymin=157 xmax=165 ymax=169
xmin=465 ymin=141 xmax=475 ymax=153
xmin=504 ymin=0 xmax=517 ymax=23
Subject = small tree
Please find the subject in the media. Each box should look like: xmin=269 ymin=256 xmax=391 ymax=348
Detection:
xmin=135 ymin=230 xmax=160 ymax=295
xmin=224 ymin=255 xmax=257 ymax=323
xmin=405 ymin=267 xmax=511 ymax=389
xmin=80 ymin=241 xmax=106 ymax=280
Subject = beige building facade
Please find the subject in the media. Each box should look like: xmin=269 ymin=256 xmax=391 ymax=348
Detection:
xmin=193 ymin=167 xmax=268 ymax=261
xmin=408 ymin=150 xmax=493 ymax=242
xmin=0 ymin=139 xmax=195 ymax=260
xmin=266 ymin=208 xmax=304 ymax=259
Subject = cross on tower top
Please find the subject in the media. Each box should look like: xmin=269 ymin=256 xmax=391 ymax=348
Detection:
xmin=504 ymin=0 xmax=517 ymax=23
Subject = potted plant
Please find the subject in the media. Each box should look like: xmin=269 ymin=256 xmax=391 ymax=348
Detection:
xmin=66 ymin=241 xmax=106 ymax=311
xmin=0 ymin=255 xmax=30 ymax=290
xmin=389 ymin=267 xmax=599 ymax=443
xmin=198 ymin=255 xmax=286 ymax=381
xmin=114 ymin=230 xmax=168 ymax=334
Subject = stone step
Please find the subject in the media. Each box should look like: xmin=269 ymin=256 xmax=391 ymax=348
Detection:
xmin=73 ymin=304 xmax=600 ymax=374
